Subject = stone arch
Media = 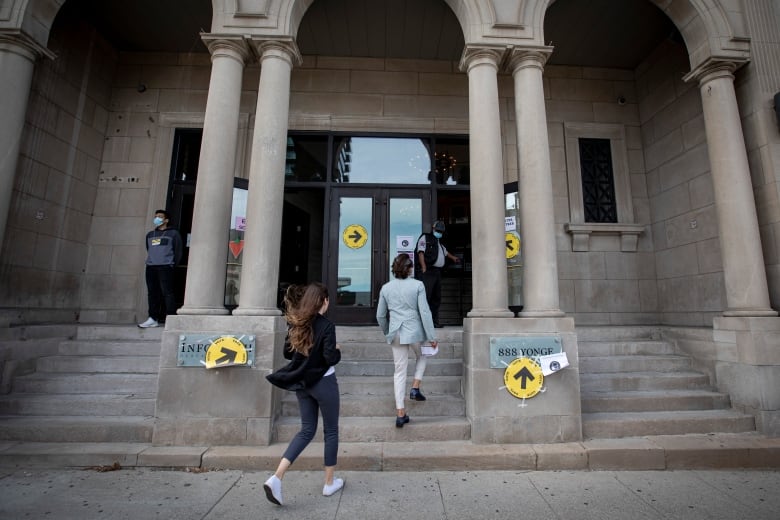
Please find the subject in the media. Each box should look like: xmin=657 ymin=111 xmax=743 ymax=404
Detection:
xmin=531 ymin=0 xmax=748 ymax=70
xmin=13 ymin=0 xmax=67 ymax=48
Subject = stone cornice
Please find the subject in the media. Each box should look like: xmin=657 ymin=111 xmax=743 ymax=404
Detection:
xmin=201 ymin=34 xmax=253 ymax=65
xmin=683 ymin=56 xmax=749 ymax=85
xmin=0 ymin=29 xmax=56 ymax=60
xmin=507 ymin=45 xmax=554 ymax=73
xmin=248 ymin=37 xmax=302 ymax=67
xmin=458 ymin=44 xmax=504 ymax=73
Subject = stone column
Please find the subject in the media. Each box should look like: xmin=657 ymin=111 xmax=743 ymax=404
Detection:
xmin=0 ymin=34 xmax=51 ymax=251
xmin=460 ymin=47 xmax=513 ymax=318
xmin=178 ymin=36 xmax=250 ymax=316
xmin=233 ymin=40 xmax=301 ymax=316
xmin=510 ymin=48 xmax=564 ymax=318
xmin=686 ymin=61 xmax=776 ymax=317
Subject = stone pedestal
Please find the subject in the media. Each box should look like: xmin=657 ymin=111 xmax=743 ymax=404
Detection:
xmin=713 ymin=317 xmax=780 ymax=435
xmin=463 ymin=317 xmax=582 ymax=443
xmin=152 ymin=315 xmax=286 ymax=446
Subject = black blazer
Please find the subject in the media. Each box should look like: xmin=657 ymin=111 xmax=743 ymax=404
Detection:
xmin=266 ymin=314 xmax=341 ymax=391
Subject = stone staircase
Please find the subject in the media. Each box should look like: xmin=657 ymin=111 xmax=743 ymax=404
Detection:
xmin=578 ymin=326 xmax=756 ymax=438
xmin=274 ymin=326 xmax=469 ymax=442
xmin=0 ymin=325 xmax=161 ymax=443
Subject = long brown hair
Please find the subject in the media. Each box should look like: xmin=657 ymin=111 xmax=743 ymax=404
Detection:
xmin=285 ymin=282 xmax=329 ymax=356
xmin=391 ymin=253 xmax=413 ymax=279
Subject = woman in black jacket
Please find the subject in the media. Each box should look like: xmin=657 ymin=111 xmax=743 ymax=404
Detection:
xmin=264 ymin=282 xmax=343 ymax=506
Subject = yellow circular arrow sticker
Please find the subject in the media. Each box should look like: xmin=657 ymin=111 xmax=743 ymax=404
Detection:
xmin=503 ymin=357 xmax=543 ymax=399
xmin=203 ymin=336 xmax=248 ymax=369
xmin=505 ymin=231 xmax=521 ymax=259
xmin=343 ymin=224 xmax=368 ymax=249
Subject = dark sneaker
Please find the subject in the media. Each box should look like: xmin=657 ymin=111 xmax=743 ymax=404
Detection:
xmin=395 ymin=415 xmax=410 ymax=428
xmin=409 ymin=388 xmax=426 ymax=401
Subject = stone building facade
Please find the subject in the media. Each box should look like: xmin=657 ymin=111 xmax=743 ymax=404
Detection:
xmin=0 ymin=0 xmax=778 ymax=442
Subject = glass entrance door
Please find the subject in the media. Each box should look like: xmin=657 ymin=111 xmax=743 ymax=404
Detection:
xmin=329 ymin=188 xmax=429 ymax=324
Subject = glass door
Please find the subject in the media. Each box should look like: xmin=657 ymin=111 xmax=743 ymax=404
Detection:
xmin=328 ymin=188 xmax=429 ymax=324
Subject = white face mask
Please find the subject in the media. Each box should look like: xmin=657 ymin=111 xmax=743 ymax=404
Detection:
xmin=153 ymin=216 xmax=164 ymax=227
xmin=433 ymin=231 xmax=443 ymax=239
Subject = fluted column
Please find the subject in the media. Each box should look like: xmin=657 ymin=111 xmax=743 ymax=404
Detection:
xmin=685 ymin=60 xmax=776 ymax=317
xmin=460 ymin=47 xmax=513 ymax=318
xmin=0 ymin=34 xmax=51 ymax=251
xmin=178 ymin=36 xmax=250 ymax=315
xmin=233 ymin=40 xmax=301 ymax=316
xmin=510 ymin=48 xmax=564 ymax=317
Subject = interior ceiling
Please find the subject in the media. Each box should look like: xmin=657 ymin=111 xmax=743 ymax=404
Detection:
xmin=59 ymin=0 xmax=679 ymax=69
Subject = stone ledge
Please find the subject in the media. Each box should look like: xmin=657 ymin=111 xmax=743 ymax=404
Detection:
xmin=564 ymin=222 xmax=645 ymax=252
xmin=2 ymin=435 xmax=779 ymax=471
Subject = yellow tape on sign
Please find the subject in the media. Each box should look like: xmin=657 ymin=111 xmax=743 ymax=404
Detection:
xmin=203 ymin=336 xmax=248 ymax=369
xmin=503 ymin=357 xmax=543 ymax=399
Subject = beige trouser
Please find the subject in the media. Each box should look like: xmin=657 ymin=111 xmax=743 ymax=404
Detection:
xmin=391 ymin=335 xmax=428 ymax=410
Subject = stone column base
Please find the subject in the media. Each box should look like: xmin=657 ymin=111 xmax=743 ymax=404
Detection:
xmin=463 ymin=317 xmax=582 ymax=443
xmin=152 ymin=315 xmax=286 ymax=446
xmin=713 ymin=316 xmax=780 ymax=436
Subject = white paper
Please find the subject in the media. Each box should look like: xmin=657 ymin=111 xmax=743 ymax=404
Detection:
xmin=421 ymin=344 xmax=439 ymax=356
xmin=538 ymin=352 xmax=569 ymax=376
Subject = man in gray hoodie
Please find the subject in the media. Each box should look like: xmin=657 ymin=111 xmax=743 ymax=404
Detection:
xmin=138 ymin=210 xmax=183 ymax=328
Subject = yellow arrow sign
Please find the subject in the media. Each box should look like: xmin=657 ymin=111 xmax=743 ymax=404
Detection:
xmin=503 ymin=357 xmax=543 ymax=399
xmin=505 ymin=231 xmax=521 ymax=259
xmin=343 ymin=224 xmax=368 ymax=249
xmin=202 ymin=336 xmax=248 ymax=369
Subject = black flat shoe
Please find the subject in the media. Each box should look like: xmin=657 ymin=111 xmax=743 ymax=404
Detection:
xmin=395 ymin=415 xmax=410 ymax=428
xmin=410 ymin=388 xmax=426 ymax=401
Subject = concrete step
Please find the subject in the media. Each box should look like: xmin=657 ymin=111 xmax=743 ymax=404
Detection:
xmin=335 ymin=326 xmax=462 ymax=344
xmin=576 ymin=326 xmax=661 ymax=342
xmin=337 ymin=375 xmax=462 ymax=396
xmin=12 ymin=373 xmax=159 ymax=394
xmin=36 ymin=355 xmax=160 ymax=374
xmin=0 ymin=324 xmax=77 ymax=342
xmin=2 ymin=433 xmax=779 ymax=470
xmin=582 ymin=409 xmax=756 ymax=438
xmin=336 ymin=359 xmax=462 ymax=377
xmin=580 ymin=371 xmax=711 ymax=392
xmin=340 ymin=342 xmax=463 ymax=360
xmin=581 ymin=390 xmax=732 ymax=413
xmin=579 ymin=355 xmax=691 ymax=374
xmin=281 ymin=393 xmax=466 ymax=417
xmin=578 ymin=340 xmax=676 ymax=357
xmin=0 ymin=416 xmax=154 ymax=443
xmin=274 ymin=415 xmax=471 ymax=443
xmin=76 ymin=325 xmax=163 ymax=342
xmin=58 ymin=339 xmax=162 ymax=356
xmin=0 ymin=394 xmax=156 ymax=416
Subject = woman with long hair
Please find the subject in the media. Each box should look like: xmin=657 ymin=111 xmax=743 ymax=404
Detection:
xmin=264 ymin=282 xmax=343 ymax=506
xmin=377 ymin=254 xmax=438 ymax=428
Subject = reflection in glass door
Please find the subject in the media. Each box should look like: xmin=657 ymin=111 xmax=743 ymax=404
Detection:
xmin=330 ymin=189 xmax=427 ymax=324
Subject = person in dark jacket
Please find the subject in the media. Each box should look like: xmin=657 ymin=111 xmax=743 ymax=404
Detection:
xmin=138 ymin=209 xmax=183 ymax=328
xmin=264 ymin=282 xmax=343 ymax=506
xmin=415 ymin=220 xmax=460 ymax=327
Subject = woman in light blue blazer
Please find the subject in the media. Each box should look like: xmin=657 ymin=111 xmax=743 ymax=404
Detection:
xmin=377 ymin=254 xmax=438 ymax=428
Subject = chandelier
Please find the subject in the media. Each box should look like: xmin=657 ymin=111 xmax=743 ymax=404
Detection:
xmin=434 ymin=151 xmax=456 ymax=178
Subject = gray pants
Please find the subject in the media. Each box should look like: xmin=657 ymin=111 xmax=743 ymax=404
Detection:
xmin=282 ymin=373 xmax=340 ymax=466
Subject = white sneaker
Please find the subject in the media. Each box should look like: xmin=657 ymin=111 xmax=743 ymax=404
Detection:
xmin=323 ymin=477 xmax=344 ymax=497
xmin=138 ymin=317 xmax=158 ymax=328
xmin=263 ymin=475 xmax=283 ymax=505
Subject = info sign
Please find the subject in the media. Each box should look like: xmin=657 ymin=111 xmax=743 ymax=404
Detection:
xmin=177 ymin=334 xmax=255 ymax=367
xmin=489 ymin=336 xmax=562 ymax=369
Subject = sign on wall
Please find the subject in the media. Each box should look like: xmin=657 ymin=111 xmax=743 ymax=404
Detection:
xmin=177 ymin=334 xmax=255 ymax=368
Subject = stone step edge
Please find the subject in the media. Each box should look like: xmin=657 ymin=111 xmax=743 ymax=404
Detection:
xmin=1 ymin=433 xmax=778 ymax=470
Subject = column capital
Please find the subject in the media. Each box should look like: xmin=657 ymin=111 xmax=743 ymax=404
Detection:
xmin=459 ymin=45 xmax=504 ymax=73
xmin=0 ymin=30 xmax=55 ymax=61
xmin=201 ymin=34 xmax=252 ymax=65
xmin=507 ymin=46 xmax=553 ymax=73
xmin=683 ymin=56 xmax=748 ymax=85
xmin=249 ymin=37 xmax=302 ymax=67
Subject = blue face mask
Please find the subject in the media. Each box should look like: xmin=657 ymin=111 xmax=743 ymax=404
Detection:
xmin=153 ymin=216 xmax=164 ymax=227
xmin=433 ymin=231 xmax=443 ymax=239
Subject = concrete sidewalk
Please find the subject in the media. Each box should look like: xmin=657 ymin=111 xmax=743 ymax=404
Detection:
xmin=1 ymin=467 xmax=779 ymax=519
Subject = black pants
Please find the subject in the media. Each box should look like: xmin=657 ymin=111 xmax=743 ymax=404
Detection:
xmin=145 ymin=265 xmax=177 ymax=322
xmin=419 ymin=267 xmax=442 ymax=325
xmin=284 ymin=374 xmax=340 ymax=466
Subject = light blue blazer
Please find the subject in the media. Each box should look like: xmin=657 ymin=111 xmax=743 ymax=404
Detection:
xmin=376 ymin=277 xmax=437 ymax=345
